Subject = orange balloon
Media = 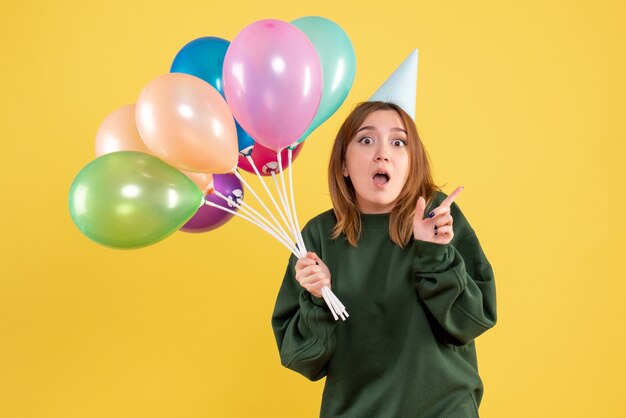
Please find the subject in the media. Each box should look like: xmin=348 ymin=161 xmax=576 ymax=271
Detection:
xmin=136 ymin=73 xmax=238 ymax=174
xmin=95 ymin=104 xmax=150 ymax=157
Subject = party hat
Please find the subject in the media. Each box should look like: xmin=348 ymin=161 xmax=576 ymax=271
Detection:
xmin=369 ymin=49 xmax=418 ymax=119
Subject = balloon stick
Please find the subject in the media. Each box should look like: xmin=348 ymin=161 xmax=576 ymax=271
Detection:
xmin=233 ymin=170 xmax=293 ymax=247
xmin=287 ymin=148 xmax=306 ymax=253
xmin=203 ymin=199 xmax=300 ymax=257
xmin=213 ymin=190 xmax=292 ymax=245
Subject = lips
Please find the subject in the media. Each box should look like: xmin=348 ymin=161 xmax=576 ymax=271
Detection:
xmin=372 ymin=170 xmax=390 ymax=186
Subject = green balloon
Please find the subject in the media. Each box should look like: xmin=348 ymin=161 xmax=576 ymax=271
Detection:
xmin=292 ymin=16 xmax=356 ymax=143
xmin=69 ymin=151 xmax=203 ymax=249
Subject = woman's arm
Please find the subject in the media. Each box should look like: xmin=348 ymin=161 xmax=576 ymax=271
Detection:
xmin=413 ymin=201 xmax=497 ymax=346
xmin=271 ymin=229 xmax=339 ymax=381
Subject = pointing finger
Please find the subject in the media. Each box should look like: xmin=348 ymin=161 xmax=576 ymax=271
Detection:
xmin=441 ymin=186 xmax=464 ymax=207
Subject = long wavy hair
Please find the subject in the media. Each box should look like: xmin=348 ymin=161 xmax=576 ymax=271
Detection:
xmin=328 ymin=101 xmax=440 ymax=247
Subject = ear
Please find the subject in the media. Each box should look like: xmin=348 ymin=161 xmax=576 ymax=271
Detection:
xmin=342 ymin=164 xmax=349 ymax=177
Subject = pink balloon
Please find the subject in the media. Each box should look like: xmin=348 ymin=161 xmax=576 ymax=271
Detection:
xmin=238 ymin=142 xmax=304 ymax=176
xmin=136 ymin=73 xmax=238 ymax=174
xmin=223 ymin=19 xmax=323 ymax=152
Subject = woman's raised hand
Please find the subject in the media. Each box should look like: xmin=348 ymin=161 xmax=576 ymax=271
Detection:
xmin=295 ymin=252 xmax=332 ymax=299
xmin=413 ymin=186 xmax=464 ymax=245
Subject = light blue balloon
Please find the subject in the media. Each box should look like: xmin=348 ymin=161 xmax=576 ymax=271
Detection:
xmin=292 ymin=17 xmax=356 ymax=143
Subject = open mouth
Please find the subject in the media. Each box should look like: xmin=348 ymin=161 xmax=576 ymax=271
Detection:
xmin=372 ymin=171 xmax=390 ymax=186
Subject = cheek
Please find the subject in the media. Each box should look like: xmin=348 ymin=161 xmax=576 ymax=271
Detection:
xmin=397 ymin=151 xmax=410 ymax=173
xmin=397 ymin=157 xmax=411 ymax=187
xmin=345 ymin=149 xmax=367 ymax=175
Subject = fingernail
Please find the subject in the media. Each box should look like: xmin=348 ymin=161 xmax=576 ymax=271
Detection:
xmin=428 ymin=211 xmax=435 ymax=218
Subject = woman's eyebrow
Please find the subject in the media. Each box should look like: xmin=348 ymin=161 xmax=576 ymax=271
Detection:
xmin=356 ymin=126 xmax=407 ymax=134
xmin=356 ymin=126 xmax=375 ymax=133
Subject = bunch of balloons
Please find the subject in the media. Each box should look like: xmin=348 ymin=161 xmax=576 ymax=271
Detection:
xmin=69 ymin=16 xmax=356 ymax=262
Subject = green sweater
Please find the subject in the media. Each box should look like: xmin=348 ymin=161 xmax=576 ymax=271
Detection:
xmin=272 ymin=192 xmax=497 ymax=418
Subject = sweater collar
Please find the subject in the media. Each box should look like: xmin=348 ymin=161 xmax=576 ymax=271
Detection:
xmin=360 ymin=212 xmax=390 ymax=229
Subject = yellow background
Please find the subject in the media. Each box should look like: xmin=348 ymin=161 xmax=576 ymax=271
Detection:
xmin=1 ymin=0 xmax=625 ymax=417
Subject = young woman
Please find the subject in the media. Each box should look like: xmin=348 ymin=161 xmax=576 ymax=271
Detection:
xmin=272 ymin=101 xmax=497 ymax=418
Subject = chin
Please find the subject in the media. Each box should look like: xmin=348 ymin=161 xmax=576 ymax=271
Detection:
xmin=355 ymin=187 xmax=402 ymax=212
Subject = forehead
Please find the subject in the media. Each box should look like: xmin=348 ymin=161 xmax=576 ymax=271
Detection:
xmin=357 ymin=110 xmax=406 ymax=133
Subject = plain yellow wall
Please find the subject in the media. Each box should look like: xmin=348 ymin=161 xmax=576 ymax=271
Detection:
xmin=1 ymin=0 xmax=625 ymax=417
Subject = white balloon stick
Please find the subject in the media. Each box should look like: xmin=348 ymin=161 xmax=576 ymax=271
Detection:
xmin=242 ymin=157 xmax=294 ymax=242
xmin=320 ymin=287 xmax=338 ymax=321
xmin=204 ymin=200 xmax=300 ymax=258
xmin=322 ymin=287 xmax=343 ymax=321
xmin=238 ymin=198 xmax=294 ymax=245
xmin=276 ymin=152 xmax=308 ymax=254
xmin=284 ymin=151 xmax=349 ymax=320
xmin=212 ymin=190 xmax=292 ymax=245
xmin=275 ymin=153 xmax=300 ymax=246
xmin=271 ymin=172 xmax=301 ymax=252
xmin=323 ymin=287 xmax=346 ymax=321
xmin=234 ymin=170 xmax=293 ymax=247
xmin=212 ymin=191 xmax=272 ymax=240
xmin=234 ymin=155 xmax=350 ymax=322
xmin=327 ymin=288 xmax=349 ymax=318
xmin=287 ymin=148 xmax=307 ymax=255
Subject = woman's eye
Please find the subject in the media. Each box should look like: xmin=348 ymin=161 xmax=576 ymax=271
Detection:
xmin=392 ymin=139 xmax=407 ymax=147
xmin=358 ymin=137 xmax=373 ymax=145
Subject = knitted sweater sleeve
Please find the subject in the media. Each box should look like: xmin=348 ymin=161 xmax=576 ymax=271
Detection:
xmin=413 ymin=201 xmax=498 ymax=346
xmin=271 ymin=225 xmax=338 ymax=381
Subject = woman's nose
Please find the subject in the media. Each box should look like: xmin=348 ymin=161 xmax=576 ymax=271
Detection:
xmin=374 ymin=143 xmax=390 ymax=162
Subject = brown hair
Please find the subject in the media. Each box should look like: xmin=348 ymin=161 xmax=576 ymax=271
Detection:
xmin=328 ymin=101 xmax=440 ymax=247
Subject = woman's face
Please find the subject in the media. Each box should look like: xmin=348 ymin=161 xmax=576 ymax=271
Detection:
xmin=343 ymin=110 xmax=410 ymax=214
